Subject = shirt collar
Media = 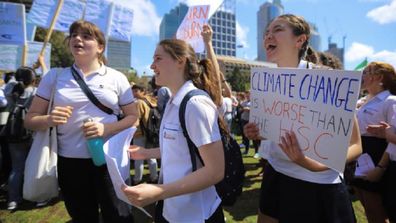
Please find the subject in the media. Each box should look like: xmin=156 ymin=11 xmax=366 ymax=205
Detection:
xmin=170 ymin=80 xmax=196 ymax=107
xmin=375 ymin=90 xmax=391 ymax=101
xmin=72 ymin=63 xmax=107 ymax=76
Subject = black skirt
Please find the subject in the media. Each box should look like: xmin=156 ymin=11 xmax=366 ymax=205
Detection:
xmin=352 ymin=136 xmax=388 ymax=192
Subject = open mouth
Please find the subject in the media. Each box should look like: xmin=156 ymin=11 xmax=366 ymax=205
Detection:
xmin=74 ymin=44 xmax=84 ymax=49
xmin=266 ymin=44 xmax=277 ymax=52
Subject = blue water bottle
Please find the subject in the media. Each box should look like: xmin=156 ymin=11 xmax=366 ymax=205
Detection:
xmin=83 ymin=118 xmax=106 ymax=166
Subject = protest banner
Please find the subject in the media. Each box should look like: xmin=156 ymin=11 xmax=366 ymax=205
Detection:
xmin=84 ymin=0 xmax=113 ymax=36
xmin=28 ymin=0 xmax=84 ymax=33
xmin=109 ymin=3 xmax=133 ymax=42
xmin=176 ymin=5 xmax=210 ymax=53
xmin=28 ymin=0 xmax=133 ymax=42
xmin=0 ymin=42 xmax=51 ymax=72
xmin=0 ymin=2 xmax=26 ymax=45
xmin=249 ymin=67 xmax=362 ymax=172
xmin=0 ymin=45 xmax=21 ymax=71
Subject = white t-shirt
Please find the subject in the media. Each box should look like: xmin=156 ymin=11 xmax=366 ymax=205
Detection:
xmin=36 ymin=65 xmax=134 ymax=158
xmin=356 ymin=90 xmax=396 ymax=136
xmin=159 ymin=80 xmax=222 ymax=223
xmin=267 ymin=60 xmax=343 ymax=184
xmin=386 ymin=104 xmax=396 ymax=162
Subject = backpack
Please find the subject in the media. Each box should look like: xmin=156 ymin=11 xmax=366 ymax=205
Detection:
xmin=0 ymin=97 xmax=33 ymax=143
xmin=179 ymin=89 xmax=245 ymax=206
xmin=141 ymin=98 xmax=162 ymax=147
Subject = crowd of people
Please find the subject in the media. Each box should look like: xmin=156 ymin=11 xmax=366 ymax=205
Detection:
xmin=0 ymin=12 xmax=395 ymax=223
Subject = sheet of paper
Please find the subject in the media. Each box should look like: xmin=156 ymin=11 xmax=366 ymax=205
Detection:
xmin=103 ymin=127 xmax=152 ymax=218
xmin=354 ymin=153 xmax=375 ymax=177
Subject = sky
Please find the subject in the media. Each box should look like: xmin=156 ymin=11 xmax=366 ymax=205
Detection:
xmin=116 ymin=0 xmax=396 ymax=75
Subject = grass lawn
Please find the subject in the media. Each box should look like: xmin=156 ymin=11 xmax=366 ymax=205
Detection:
xmin=0 ymin=140 xmax=368 ymax=222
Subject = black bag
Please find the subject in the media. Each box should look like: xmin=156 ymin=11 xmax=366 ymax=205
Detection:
xmin=1 ymin=98 xmax=33 ymax=143
xmin=141 ymin=98 xmax=161 ymax=147
xmin=179 ymin=89 xmax=245 ymax=206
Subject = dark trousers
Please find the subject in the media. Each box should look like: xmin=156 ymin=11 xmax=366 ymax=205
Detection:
xmin=58 ymin=156 xmax=134 ymax=223
xmin=154 ymin=200 xmax=225 ymax=223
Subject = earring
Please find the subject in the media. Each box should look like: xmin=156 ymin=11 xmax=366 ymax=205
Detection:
xmin=379 ymin=82 xmax=383 ymax=86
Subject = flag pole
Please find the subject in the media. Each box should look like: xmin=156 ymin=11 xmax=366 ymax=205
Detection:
xmin=39 ymin=0 xmax=64 ymax=58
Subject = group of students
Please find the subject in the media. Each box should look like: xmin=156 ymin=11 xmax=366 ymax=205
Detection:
xmin=0 ymin=11 xmax=395 ymax=223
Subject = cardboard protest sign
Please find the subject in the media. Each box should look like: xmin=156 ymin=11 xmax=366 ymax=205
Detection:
xmin=250 ymin=67 xmax=362 ymax=172
xmin=0 ymin=2 xmax=26 ymax=45
xmin=28 ymin=0 xmax=84 ymax=32
xmin=176 ymin=5 xmax=210 ymax=53
xmin=109 ymin=3 xmax=134 ymax=42
xmin=84 ymin=0 xmax=113 ymax=35
xmin=0 ymin=42 xmax=51 ymax=72
xmin=0 ymin=45 xmax=21 ymax=71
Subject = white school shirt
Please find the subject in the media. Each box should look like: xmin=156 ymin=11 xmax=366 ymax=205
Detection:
xmin=159 ymin=80 xmax=222 ymax=223
xmin=356 ymin=90 xmax=396 ymax=136
xmin=36 ymin=64 xmax=135 ymax=158
xmin=386 ymin=104 xmax=396 ymax=162
xmin=267 ymin=60 xmax=343 ymax=184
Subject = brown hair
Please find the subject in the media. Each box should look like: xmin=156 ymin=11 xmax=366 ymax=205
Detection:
xmin=277 ymin=14 xmax=311 ymax=61
xmin=65 ymin=20 xmax=107 ymax=64
xmin=158 ymin=39 xmax=221 ymax=107
xmin=363 ymin=61 xmax=396 ymax=95
xmin=158 ymin=39 xmax=228 ymax=132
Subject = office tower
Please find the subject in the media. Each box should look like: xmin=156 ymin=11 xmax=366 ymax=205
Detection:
xmin=159 ymin=3 xmax=188 ymax=40
xmin=208 ymin=0 xmax=237 ymax=56
xmin=309 ymin=23 xmax=321 ymax=52
xmin=257 ymin=0 xmax=284 ymax=61
xmin=107 ymin=39 xmax=131 ymax=71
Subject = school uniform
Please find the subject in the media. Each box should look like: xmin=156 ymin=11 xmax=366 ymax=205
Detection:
xmin=383 ymin=111 xmax=396 ymax=221
xmin=354 ymin=90 xmax=396 ymax=192
xmin=259 ymin=60 xmax=355 ymax=223
xmin=36 ymin=64 xmax=135 ymax=223
xmin=157 ymin=80 xmax=223 ymax=223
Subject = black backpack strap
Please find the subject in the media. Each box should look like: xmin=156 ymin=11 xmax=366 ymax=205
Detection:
xmin=70 ymin=66 xmax=114 ymax=115
xmin=179 ymin=89 xmax=206 ymax=171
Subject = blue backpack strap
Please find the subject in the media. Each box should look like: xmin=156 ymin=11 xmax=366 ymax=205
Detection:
xmin=178 ymin=89 xmax=206 ymax=171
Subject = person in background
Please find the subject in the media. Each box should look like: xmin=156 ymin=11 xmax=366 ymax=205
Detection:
xmin=131 ymin=84 xmax=158 ymax=185
xmin=6 ymin=67 xmax=37 ymax=210
xmin=150 ymin=76 xmax=171 ymax=116
xmin=353 ymin=61 xmax=396 ymax=223
xmin=318 ymin=51 xmax=343 ymax=70
xmin=365 ymin=91 xmax=396 ymax=222
xmin=25 ymin=20 xmax=138 ymax=223
xmin=244 ymin=14 xmax=362 ymax=223
xmin=123 ymin=38 xmax=225 ymax=222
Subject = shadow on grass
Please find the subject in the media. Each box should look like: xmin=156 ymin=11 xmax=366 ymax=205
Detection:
xmin=224 ymin=187 xmax=261 ymax=221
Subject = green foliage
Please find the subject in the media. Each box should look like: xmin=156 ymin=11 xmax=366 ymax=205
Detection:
xmin=227 ymin=67 xmax=250 ymax=92
xmin=34 ymin=28 xmax=74 ymax=68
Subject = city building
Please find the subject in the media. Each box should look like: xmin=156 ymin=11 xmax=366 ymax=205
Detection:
xmin=208 ymin=0 xmax=237 ymax=56
xmin=257 ymin=0 xmax=284 ymax=61
xmin=217 ymin=55 xmax=275 ymax=75
xmin=325 ymin=41 xmax=345 ymax=69
xmin=106 ymin=39 xmax=131 ymax=72
xmin=159 ymin=3 xmax=188 ymax=40
xmin=309 ymin=23 xmax=321 ymax=52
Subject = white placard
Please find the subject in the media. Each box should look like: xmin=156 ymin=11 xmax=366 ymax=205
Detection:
xmin=28 ymin=0 xmax=84 ymax=32
xmin=250 ymin=67 xmax=362 ymax=172
xmin=176 ymin=5 xmax=210 ymax=53
xmin=0 ymin=44 xmax=21 ymax=71
xmin=109 ymin=4 xmax=134 ymax=42
xmin=0 ymin=41 xmax=51 ymax=72
xmin=84 ymin=0 xmax=112 ymax=35
xmin=0 ymin=2 xmax=26 ymax=45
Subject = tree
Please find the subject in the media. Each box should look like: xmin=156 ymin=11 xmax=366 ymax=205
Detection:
xmin=227 ymin=67 xmax=250 ymax=92
xmin=34 ymin=28 xmax=74 ymax=68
